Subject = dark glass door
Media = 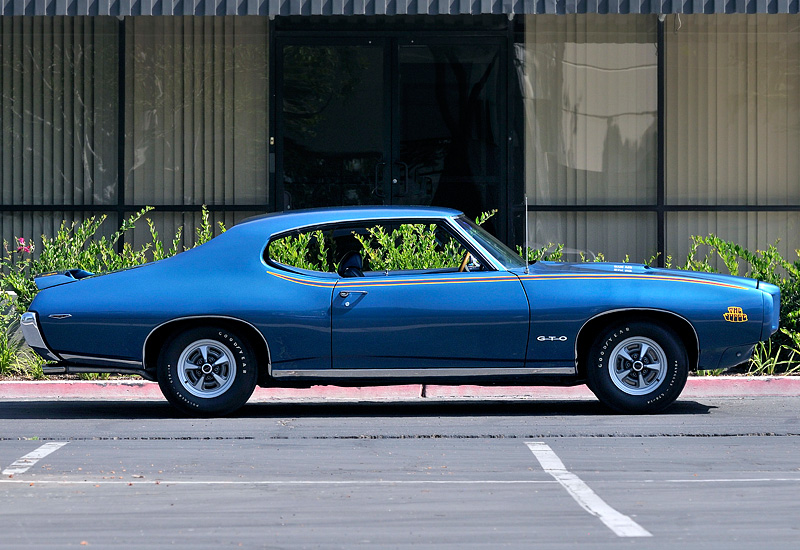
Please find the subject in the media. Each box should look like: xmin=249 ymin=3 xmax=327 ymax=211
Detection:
xmin=278 ymin=36 xmax=506 ymax=234
xmin=393 ymin=40 xmax=504 ymax=229
xmin=280 ymin=41 xmax=388 ymax=209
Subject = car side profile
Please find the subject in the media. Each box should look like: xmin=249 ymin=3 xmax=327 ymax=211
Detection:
xmin=21 ymin=206 xmax=780 ymax=416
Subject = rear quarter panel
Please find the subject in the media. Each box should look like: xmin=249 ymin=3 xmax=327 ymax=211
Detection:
xmin=31 ymin=223 xmax=334 ymax=369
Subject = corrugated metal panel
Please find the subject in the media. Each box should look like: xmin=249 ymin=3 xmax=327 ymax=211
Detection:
xmin=0 ymin=0 xmax=798 ymax=16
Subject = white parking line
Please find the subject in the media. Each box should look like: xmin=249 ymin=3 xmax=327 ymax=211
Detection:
xmin=2 ymin=442 xmax=69 ymax=476
xmin=526 ymin=441 xmax=652 ymax=538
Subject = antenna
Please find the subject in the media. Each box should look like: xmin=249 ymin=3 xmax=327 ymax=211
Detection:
xmin=524 ymin=194 xmax=530 ymax=274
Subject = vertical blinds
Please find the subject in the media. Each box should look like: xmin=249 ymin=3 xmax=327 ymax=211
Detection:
xmin=664 ymin=15 xmax=800 ymax=265
xmin=0 ymin=17 xmax=118 ymax=257
xmin=521 ymin=14 xmax=657 ymax=207
xmin=125 ymin=16 xmax=270 ymax=207
xmin=665 ymin=15 xmax=800 ymax=206
xmin=0 ymin=17 xmax=119 ymax=207
xmin=520 ymin=14 xmax=658 ymax=262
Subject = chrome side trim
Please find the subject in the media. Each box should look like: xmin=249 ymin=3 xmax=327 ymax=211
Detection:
xmin=143 ymin=315 xmax=271 ymax=372
xmin=60 ymin=354 xmax=143 ymax=368
xmin=20 ymin=312 xmax=61 ymax=361
xmin=271 ymin=366 xmax=576 ymax=378
xmin=266 ymin=212 xmax=452 ymax=246
xmin=43 ymin=364 xmax=156 ymax=381
xmin=265 ymin=215 xmax=507 ymax=276
xmin=575 ymin=308 xmax=700 ymax=368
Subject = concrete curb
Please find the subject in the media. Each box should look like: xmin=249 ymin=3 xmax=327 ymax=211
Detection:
xmin=0 ymin=376 xmax=798 ymax=401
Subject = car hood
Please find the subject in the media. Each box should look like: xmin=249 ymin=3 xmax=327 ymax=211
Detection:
xmin=523 ymin=261 xmax=760 ymax=289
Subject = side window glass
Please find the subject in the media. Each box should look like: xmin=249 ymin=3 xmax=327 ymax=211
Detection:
xmin=353 ymin=222 xmax=481 ymax=273
xmin=268 ymin=230 xmax=335 ymax=273
xmin=268 ymin=221 xmax=484 ymax=276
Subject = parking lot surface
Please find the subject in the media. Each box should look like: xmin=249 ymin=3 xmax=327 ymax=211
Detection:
xmin=1 ymin=396 xmax=799 ymax=549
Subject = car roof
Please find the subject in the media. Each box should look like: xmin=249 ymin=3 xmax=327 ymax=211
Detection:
xmin=237 ymin=206 xmax=464 ymax=231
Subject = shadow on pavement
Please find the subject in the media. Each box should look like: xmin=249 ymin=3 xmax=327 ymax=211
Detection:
xmin=0 ymin=399 xmax=715 ymax=420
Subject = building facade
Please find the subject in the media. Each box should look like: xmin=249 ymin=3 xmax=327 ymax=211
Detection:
xmin=1 ymin=2 xmax=798 ymax=265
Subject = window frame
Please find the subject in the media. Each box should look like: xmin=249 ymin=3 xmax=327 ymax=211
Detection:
xmin=264 ymin=217 xmax=495 ymax=277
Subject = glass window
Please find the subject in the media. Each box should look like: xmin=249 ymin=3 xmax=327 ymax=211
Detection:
xmin=525 ymin=212 xmax=657 ymax=264
xmin=516 ymin=15 xmax=658 ymax=265
xmin=666 ymin=212 xmax=800 ymax=271
xmin=454 ymin=216 xmax=527 ymax=269
xmin=0 ymin=17 xmax=119 ymax=207
xmin=663 ymin=15 xmax=800 ymax=266
xmin=518 ymin=15 xmax=657 ymax=207
xmin=665 ymin=15 xmax=800 ymax=206
xmin=268 ymin=220 xmax=482 ymax=276
xmin=125 ymin=17 xmax=270 ymax=207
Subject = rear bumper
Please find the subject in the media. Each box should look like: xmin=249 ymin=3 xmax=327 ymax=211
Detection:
xmin=20 ymin=312 xmax=61 ymax=362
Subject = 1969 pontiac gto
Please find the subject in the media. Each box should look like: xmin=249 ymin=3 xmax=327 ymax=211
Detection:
xmin=21 ymin=207 xmax=780 ymax=416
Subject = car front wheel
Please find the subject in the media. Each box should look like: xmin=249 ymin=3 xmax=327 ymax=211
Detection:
xmin=157 ymin=326 xmax=257 ymax=416
xmin=586 ymin=321 xmax=688 ymax=413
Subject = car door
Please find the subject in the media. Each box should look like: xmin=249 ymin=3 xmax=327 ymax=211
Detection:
xmin=330 ymin=220 xmax=529 ymax=372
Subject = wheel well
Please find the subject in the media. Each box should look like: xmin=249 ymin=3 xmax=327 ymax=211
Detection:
xmin=575 ymin=310 xmax=698 ymax=378
xmin=143 ymin=317 xmax=271 ymax=386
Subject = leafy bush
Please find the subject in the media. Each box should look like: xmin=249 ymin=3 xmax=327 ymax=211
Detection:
xmin=0 ymin=299 xmax=45 ymax=379
xmin=270 ymin=230 xmax=333 ymax=272
xmin=518 ymin=243 xmax=565 ymax=262
xmin=354 ymin=223 xmax=464 ymax=271
xmin=1 ymin=208 xmax=798 ymax=378
xmin=1 ymin=206 xmax=225 ymax=314
xmin=2 ymin=208 xmax=154 ymax=314
xmin=0 ymin=206 xmax=224 ymax=378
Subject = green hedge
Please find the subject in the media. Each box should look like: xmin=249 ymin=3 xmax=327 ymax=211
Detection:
xmin=1 ymin=209 xmax=797 ymax=378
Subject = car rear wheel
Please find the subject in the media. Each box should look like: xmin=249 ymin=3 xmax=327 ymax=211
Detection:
xmin=157 ymin=326 xmax=257 ymax=416
xmin=586 ymin=321 xmax=688 ymax=413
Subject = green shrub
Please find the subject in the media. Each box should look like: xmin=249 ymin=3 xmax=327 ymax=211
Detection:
xmin=0 ymin=298 xmax=46 ymax=379
xmin=354 ymin=223 xmax=464 ymax=271
xmin=270 ymin=230 xmax=333 ymax=272
xmin=1 ymin=209 xmax=798 ymax=378
xmin=518 ymin=243 xmax=565 ymax=262
xmin=0 ymin=206 xmax=223 ymax=379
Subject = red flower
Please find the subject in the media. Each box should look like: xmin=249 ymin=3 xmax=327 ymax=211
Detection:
xmin=15 ymin=237 xmax=32 ymax=254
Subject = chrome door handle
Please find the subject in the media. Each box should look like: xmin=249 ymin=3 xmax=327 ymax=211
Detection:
xmin=339 ymin=291 xmax=368 ymax=298
xmin=339 ymin=290 xmax=368 ymax=307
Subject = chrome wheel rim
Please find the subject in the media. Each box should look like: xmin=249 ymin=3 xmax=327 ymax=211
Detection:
xmin=177 ymin=339 xmax=236 ymax=399
xmin=608 ymin=336 xmax=666 ymax=395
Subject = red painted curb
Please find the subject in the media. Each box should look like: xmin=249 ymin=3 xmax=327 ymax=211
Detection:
xmin=0 ymin=376 xmax=798 ymax=401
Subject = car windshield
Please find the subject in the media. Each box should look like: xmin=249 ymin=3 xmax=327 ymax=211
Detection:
xmin=454 ymin=216 xmax=527 ymax=269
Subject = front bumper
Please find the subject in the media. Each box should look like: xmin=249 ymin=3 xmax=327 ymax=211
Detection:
xmin=20 ymin=312 xmax=61 ymax=362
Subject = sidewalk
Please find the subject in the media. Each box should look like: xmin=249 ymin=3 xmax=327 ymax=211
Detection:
xmin=1 ymin=376 xmax=798 ymax=401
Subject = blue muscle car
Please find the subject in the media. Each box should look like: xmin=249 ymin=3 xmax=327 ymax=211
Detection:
xmin=21 ymin=207 xmax=780 ymax=415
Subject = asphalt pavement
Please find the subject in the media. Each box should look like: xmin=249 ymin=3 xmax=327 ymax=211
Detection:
xmin=1 ymin=380 xmax=799 ymax=549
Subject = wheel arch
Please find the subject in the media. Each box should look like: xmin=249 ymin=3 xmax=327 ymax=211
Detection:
xmin=143 ymin=316 xmax=272 ymax=386
xmin=575 ymin=309 xmax=699 ymax=378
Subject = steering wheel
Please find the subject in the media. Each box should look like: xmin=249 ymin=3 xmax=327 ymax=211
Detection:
xmin=458 ymin=252 xmax=471 ymax=272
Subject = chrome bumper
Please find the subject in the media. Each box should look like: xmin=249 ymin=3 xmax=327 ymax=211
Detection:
xmin=20 ymin=312 xmax=61 ymax=361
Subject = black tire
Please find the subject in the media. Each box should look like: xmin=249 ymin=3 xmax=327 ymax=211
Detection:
xmin=586 ymin=321 xmax=688 ymax=413
xmin=157 ymin=326 xmax=258 ymax=416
